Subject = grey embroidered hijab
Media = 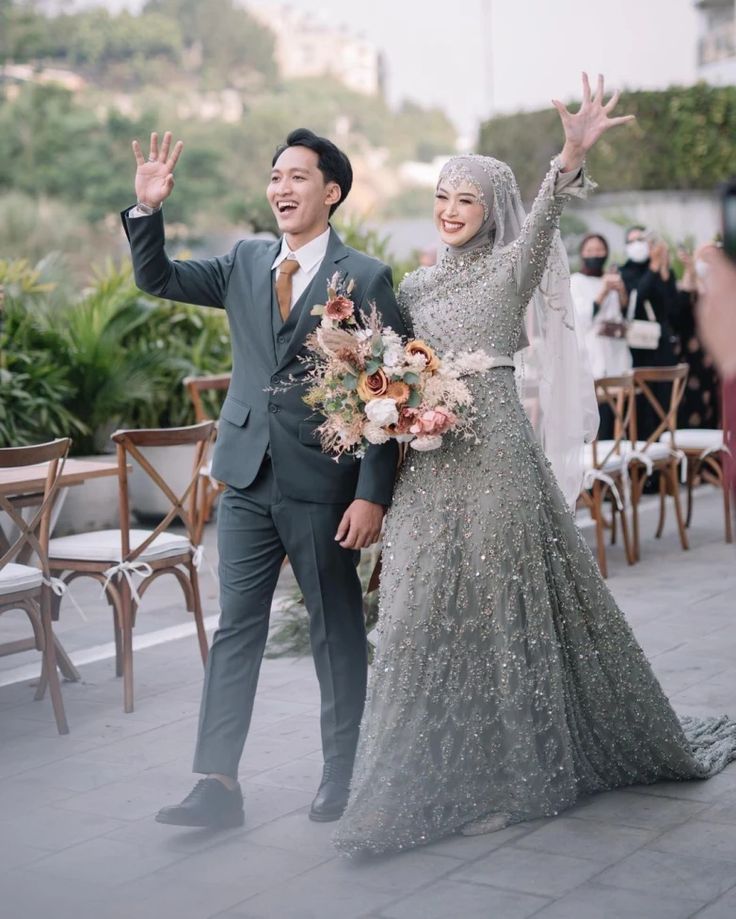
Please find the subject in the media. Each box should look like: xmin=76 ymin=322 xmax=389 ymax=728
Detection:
xmin=437 ymin=153 xmax=599 ymax=509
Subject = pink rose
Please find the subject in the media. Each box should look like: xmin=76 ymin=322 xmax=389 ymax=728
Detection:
xmin=409 ymin=406 xmax=457 ymax=436
xmin=324 ymin=296 xmax=355 ymax=322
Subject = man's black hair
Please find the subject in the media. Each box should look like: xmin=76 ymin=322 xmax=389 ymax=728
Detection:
xmin=272 ymin=128 xmax=353 ymax=216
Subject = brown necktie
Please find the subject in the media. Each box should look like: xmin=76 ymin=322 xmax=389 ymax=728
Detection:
xmin=276 ymin=256 xmax=300 ymax=323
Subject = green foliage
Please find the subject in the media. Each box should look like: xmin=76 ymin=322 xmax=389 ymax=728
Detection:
xmin=478 ymin=84 xmax=736 ymax=199
xmin=0 ymin=259 xmax=88 ymax=447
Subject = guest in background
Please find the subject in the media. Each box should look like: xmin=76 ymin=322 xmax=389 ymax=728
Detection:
xmin=571 ymin=233 xmax=632 ymax=438
xmin=620 ymin=226 xmax=679 ymax=442
xmin=672 ymin=243 xmax=720 ymax=430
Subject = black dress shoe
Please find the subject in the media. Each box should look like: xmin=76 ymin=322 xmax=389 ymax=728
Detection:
xmin=309 ymin=762 xmax=352 ymax=823
xmin=155 ymin=778 xmax=244 ymax=828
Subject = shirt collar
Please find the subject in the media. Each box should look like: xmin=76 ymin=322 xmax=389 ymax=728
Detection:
xmin=271 ymin=227 xmax=331 ymax=273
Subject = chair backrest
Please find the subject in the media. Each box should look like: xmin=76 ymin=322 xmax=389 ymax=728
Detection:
xmin=592 ymin=375 xmax=636 ymax=470
xmin=0 ymin=438 xmax=70 ymax=574
xmin=110 ymin=422 xmax=216 ymax=560
xmin=183 ymin=373 xmax=231 ymax=423
xmin=632 ymin=364 xmax=689 ymax=451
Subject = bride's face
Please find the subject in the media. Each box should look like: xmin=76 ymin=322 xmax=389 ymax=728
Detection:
xmin=434 ymin=180 xmax=485 ymax=247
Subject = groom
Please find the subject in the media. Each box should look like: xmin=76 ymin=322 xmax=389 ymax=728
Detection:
xmin=122 ymin=128 xmax=407 ymax=827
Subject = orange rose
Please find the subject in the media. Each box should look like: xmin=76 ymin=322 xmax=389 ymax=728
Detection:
xmin=405 ymin=339 xmax=440 ymax=372
xmin=357 ymin=368 xmax=390 ymax=401
xmin=385 ymin=381 xmax=411 ymax=405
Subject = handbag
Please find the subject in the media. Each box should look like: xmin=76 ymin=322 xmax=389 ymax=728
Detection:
xmin=625 ymin=292 xmax=661 ymax=350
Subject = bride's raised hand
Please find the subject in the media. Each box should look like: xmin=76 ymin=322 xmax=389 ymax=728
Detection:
xmin=132 ymin=131 xmax=184 ymax=208
xmin=552 ymin=73 xmax=635 ymax=172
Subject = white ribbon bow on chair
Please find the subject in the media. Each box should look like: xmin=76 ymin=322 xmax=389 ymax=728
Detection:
xmin=102 ymin=560 xmax=154 ymax=606
xmin=582 ymin=469 xmax=624 ymax=511
xmin=42 ymin=575 xmax=88 ymax=622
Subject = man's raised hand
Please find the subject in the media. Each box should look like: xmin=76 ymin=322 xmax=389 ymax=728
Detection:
xmin=132 ymin=131 xmax=183 ymax=208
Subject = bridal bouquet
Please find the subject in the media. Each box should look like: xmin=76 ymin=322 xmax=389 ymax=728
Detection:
xmin=302 ymin=273 xmax=495 ymax=458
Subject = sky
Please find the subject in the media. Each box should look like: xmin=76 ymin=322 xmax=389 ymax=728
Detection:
xmin=65 ymin=0 xmax=699 ymax=135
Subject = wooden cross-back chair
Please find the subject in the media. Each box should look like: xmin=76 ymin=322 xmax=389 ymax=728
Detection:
xmin=0 ymin=438 xmax=70 ymax=733
xmin=658 ymin=380 xmax=733 ymax=545
xmin=629 ymin=364 xmax=690 ymax=561
xmin=580 ymin=375 xmax=636 ymax=578
xmin=46 ymin=422 xmax=215 ymax=713
xmin=183 ymin=373 xmax=231 ymax=529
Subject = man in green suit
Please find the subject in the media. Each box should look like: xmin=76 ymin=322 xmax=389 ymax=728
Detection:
xmin=122 ymin=128 xmax=408 ymax=828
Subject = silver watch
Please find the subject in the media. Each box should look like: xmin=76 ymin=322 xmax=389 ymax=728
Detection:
xmin=136 ymin=201 xmax=162 ymax=216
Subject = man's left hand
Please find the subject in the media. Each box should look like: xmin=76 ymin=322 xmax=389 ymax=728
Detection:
xmin=335 ymin=499 xmax=385 ymax=549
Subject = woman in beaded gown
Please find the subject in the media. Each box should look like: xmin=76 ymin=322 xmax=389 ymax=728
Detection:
xmin=334 ymin=75 xmax=736 ymax=856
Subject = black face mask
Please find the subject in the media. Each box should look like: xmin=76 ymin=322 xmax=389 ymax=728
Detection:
xmin=582 ymin=256 xmax=606 ymax=276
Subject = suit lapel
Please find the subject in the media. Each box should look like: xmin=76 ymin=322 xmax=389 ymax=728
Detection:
xmin=252 ymin=239 xmax=282 ymax=366
xmin=276 ymin=227 xmax=350 ymax=372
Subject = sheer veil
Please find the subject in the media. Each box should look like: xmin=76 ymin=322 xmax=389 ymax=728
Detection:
xmin=439 ymin=154 xmax=599 ymax=509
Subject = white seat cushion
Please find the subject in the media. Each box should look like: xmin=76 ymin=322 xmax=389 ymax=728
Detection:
xmin=48 ymin=529 xmax=191 ymax=564
xmin=626 ymin=441 xmax=673 ymax=462
xmin=0 ymin=563 xmax=43 ymax=595
xmin=660 ymin=429 xmax=724 ymax=451
xmin=584 ymin=442 xmax=628 ymax=474
xmin=199 ymin=459 xmax=212 ymax=477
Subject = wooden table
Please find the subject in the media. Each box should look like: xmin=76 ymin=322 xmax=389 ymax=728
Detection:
xmin=0 ymin=458 xmax=119 ymax=681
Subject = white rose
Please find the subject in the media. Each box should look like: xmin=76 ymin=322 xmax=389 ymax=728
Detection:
xmin=409 ymin=434 xmax=443 ymax=452
xmin=365 ymin=397 xmax=399 ymax=427
xmin=363 ymin=421 xmax=391 ymax=445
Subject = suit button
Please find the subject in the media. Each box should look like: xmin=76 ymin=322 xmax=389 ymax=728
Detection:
xmin=269 ymin=404 xmax=279 ymax=413
xmin=270 ymin=375 xmax=279 ymax=384
xmin=277 ymin=335 xmax=286 ymax=344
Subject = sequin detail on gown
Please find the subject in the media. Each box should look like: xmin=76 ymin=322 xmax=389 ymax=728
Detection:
xmin=333 ymin=161 xmax=736 ymax=856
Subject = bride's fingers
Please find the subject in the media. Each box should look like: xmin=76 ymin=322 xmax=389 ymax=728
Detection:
xmin=581 ymin=72 xmax=591 ymax=104
xmin=608 ymin=114 xmax=637 ymax=127
xmin=132 ymin=139 xmax=145 ymax=166
xmin=149 ymin=131 xmax=159 ymax=161
xmin=594 ymin=73 xmax=604 ymax=103
xmin=604 ymin=89 xmax=621 ymax=113
xmin=551 ymin=99 xmax=570 ymax=117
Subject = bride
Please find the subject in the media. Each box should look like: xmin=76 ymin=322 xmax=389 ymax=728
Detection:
xmin=334 ymin=74 xmax=736 ymax=855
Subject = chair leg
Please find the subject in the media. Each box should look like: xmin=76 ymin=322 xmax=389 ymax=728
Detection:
xmin=655 ymin=468 xmax=667 ymax=539
xmin=610 ymin=506 xmax=617 ymax=546
xmin=630 ymin=467 xmax=642 ymax=562
xmin=39 ymin=597 xmax=69 ymax=734
xmin=113 ymin=607 xmax=123 ymax=678
xmin=117 ymin=578 xmax=135 ymax=714
xmin=685 ymin=461 xmax=696 ymax=528
xmin=722 ymin=470 xmax=734 ymax=545
xmin=189 ymin=563 xmax=209 ymax=666
xmin=668 ymin=462 xmax=690 ymax=551
xmin=619 ymin=502 xmax=635 ymax=566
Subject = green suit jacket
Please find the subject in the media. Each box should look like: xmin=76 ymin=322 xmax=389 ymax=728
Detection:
xmin=121 ymin=210 xmax=408 ymax=505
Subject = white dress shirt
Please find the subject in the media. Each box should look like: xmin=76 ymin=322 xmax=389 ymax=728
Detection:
xmin=271 ymin=227 xmax=331 ymax=310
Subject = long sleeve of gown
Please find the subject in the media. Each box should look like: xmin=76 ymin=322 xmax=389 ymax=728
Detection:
xmin=513 ymin=158 xmax=595 ymax=307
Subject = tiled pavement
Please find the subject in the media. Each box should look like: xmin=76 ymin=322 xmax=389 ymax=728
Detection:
xmin=1 ymin=487 xmax=735 ymax=919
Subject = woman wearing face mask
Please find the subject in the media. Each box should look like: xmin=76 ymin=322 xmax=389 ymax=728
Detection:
xmin=671 ymin=243 xmax=721 ymax=429
xmin=570 ymin=233 xmax=632 ymax=380
xmin=334 ymin=76 xmax=736 ymax=858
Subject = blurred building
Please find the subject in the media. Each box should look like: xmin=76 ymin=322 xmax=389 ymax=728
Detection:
xmin=695 ymin=0 xmax=736 ymax=84
xmin=245 ymin=2 xmax=385 ymax=96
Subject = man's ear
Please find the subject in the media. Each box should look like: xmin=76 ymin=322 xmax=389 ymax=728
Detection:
xmin=325 ymin=181 xmax=342 ymax=208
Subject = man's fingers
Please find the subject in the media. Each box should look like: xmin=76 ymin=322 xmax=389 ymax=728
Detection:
xmin=335 ymin=510 xmax=351 ymax=542
xmin=551 ymin=99 xmax=570 ymax=118
xmin=167 ymin=140 xmax=184 ymax=170
xmin=132 ymin=139 xmax=145 ymax=166
xmin=159 ymin=131 xmax=172 ymax=162
xmin=149 ymin=131 xmax=159 ymax=160
xmin=609 ymin=114 xmax=636 ymax=127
